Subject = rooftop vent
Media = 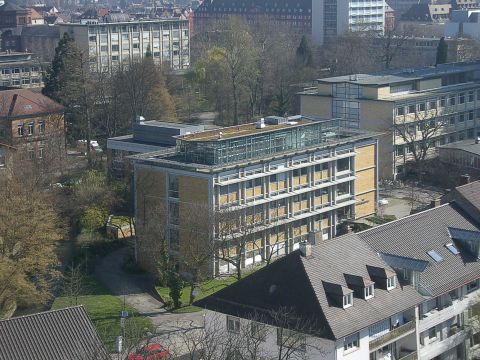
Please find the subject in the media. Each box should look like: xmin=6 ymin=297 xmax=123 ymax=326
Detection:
xmin=135 ymin=115 xmax=145 ymax=123
xmin=255 ymin=118 xmax=266 ymax=129
xmin=264 ymin=116 xmax=287 ymax=125
xmin=299 ymin=241 xmax=312 ymax=257
xmin=476 ymin=136 xmax=480 ymax=144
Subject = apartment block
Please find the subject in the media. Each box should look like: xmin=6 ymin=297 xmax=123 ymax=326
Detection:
xmin=300 ymin=61 xmax=480 ymax=179
xmin=58 ymin=18 xmax=190 ymax=73
xmin=131 ymin=116 xmax=378 ymax=275
xmin=0 ymin=51 xmax=43 ymax=88
xmin=195 ymin=234 xmax=423 ymax=360
xmin=194 ymin=180 xmax=480 ymax=360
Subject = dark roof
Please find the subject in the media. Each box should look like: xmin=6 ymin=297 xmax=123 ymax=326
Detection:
xmin=0 ymin=89 xmax=63 ymax=118
xmin=0 ymin=306 xmax=108 ymax=360
xmin=0 ymin=1 xmax=25 ymax=12
xmin=358 ymin=203 xmax=480 ymax=297
xmin=195 ymin=234 xmax=423 ymax=340
xmin=455 ymin=181 xmax=480 ymax=213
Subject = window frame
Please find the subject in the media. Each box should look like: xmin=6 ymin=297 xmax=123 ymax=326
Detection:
xmin=227 ymin=316 xmax=240 ymax=334
xmin=343 ymin=292 xmax=353 ymax=308
xmin=364 ymin=284 xmax=374 ymax=299
xmin=387 ymin=276 xmax=396 ymax=290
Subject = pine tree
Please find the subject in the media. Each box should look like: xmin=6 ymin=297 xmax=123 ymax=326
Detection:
xmin=296 ymin=35 xmax=313 ymax=67
xmin=436 ymin=37 xmax=448 ymax=66
xmin=42 ymin=33 xmax=77 ymax=103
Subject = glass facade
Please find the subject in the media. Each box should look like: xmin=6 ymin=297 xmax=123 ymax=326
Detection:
xmin=175 ymin=119 xmax=341 ymax=165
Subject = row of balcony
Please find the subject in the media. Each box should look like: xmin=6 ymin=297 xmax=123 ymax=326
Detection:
xmin=369 ymin=320 xmax=416 ymax=351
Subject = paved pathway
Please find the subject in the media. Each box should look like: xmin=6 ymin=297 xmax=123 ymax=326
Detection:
xmin=95 ymin=247 xmax=204 ymax=337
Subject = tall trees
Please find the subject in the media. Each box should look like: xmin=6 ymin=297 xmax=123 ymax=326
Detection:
xmin=0 ymin=171 xmax=64 ymax=319
xmin=436 ymin=37 xmax=449 ymax=65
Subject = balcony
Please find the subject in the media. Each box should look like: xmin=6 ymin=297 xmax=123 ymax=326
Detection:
xmin=418 ymin=327 xmax=471 ymax=360
xmin=369 ymin=321 xmax=416 ymax=351
xmin=419 ymin=293 xmax=474 ymax=332
xmin=398 ymin=350 xmax=417 ymax=360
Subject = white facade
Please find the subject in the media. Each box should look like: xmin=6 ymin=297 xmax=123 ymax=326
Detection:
xmin=312 ymin=0 xmax=384 ymax=45
xmin=59 ymin=19 xmax=190 ymax=73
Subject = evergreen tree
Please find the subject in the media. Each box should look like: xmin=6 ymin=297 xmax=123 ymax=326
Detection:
xmin=436 ymin=37 xmax=448 ymax=65
xmin=42 ymin=33 xmax=77 ymax=103
xmin=296 ymin=35 xmax=313 ymax=67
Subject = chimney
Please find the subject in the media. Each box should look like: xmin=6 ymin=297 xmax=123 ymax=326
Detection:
xmin=255 ymin=118 xmax=265 ymax=129
xmin=430 ymin=199 xmax=441 ymax=208
xmin=459 ymin=174 xmax=470 ymax=185
xmin=299 ymin=241 xmax=312 ymax=257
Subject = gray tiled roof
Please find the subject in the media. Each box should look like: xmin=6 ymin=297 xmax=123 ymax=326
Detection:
xmin=195 ymin=234 xmax=423 ymax=340
xmin=0 ymin=306 xmax=108 ymax=360
xmin=358 ymin=203 xmax=480 ymax=297
xmin=455 ymin=181 xmax=480 ymax=214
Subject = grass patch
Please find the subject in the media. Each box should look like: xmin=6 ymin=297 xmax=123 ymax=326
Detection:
xmin=156 ymin=275 xmax=240 ymax=314
xmin=51 ymin=276 xmax=153 ymax=351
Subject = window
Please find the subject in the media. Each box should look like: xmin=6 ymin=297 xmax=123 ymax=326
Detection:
xmin=17 ymin=124 xmax=24 ymax=137
xmin=448 ymin=95 xmax=456 ymax=106
xmin=387 ymin=276 xmax=396 ymax=290
xmin=28 ymin=122 xmax=34 ymax=136
xmin=396 ymin=106 xmax=405 ymax=116
xmin=227 ymin=316 xmax=240 ymax=333
xmin=169 ymin=227 xmax=179 ymax=250
xmin=468 ymin=91 xmax=474 ymax=102
xmin=419 ymin=102 xmax=426 ymax=111
xmin=27 ymin=149 xmax=35 ymax=160
xmin=364 ymin=284 xmax=374 ymax=299
xmin=427 ymin=250 xmax=443 ymax=262
xmin=0 ymin=152 xmax=5 ymax=167
xmin=169 ymin=202 xmax=179 ymax=225
xmin=440 ymin=96 xmax=446 ymax=107
xmin=459 ymin=92 xmax=465 ymax=104
xmin=277 ymin=328 xmax=306 ymax=351
xmin=168 ymin=175 xmax=179 ymax=198
xmin=445 ymin=243 xmax=459 ymax=255
xmin=344 ymin=333 xmax=359 ymax=352
xmin=112 ymin=44 xmax=119 ymax=52
xmin=428 ymin=326 xmax=437 ymax=340
xmin=429 ymin=100 xmax=437 ymax=110
xmin=38 ymin=147 xmax=43 ymax=159
xmin=466 ymin=280 xmax=478 ymax=293
xmin=343 ymin=292 xmax=353 ymax=308
xmin=337 ymin=158 xmax=350 ymax=172
xmin=251 ymin=321 xmax=267 ymax=341
xmin=408 ymin=104 xmax=416 ymax=114
xmin=38 ymin=121 xmax=45 ymax=135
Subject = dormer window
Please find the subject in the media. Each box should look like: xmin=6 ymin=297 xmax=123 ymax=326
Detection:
xmin=364 ymin=284 xmax=374 ymax=299
xmin=387 ymin=276 xmax=396 ymax=290
xmin=343 ymin=293 xmax=353 ymax=308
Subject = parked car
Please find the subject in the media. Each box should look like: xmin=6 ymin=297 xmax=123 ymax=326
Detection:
xmin=128 ymin=344 xmax=171 ymax=360
xmin=76 ymin=140 xmax=103 ymax=155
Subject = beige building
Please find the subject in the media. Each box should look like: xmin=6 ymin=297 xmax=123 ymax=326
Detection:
xmin=300 ymin=61 xmax=480 ymax=179
xmin=132 ymin=116 xmax=378 ymax=276
xmin=59 ymin=18 xmax=190 ymax=73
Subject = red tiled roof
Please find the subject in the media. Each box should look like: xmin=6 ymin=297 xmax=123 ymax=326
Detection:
xmin=0 ymin=89 xmax=63 ymax=118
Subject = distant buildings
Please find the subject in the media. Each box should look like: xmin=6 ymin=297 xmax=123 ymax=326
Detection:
xmin=299 ymin=61 xmax=480 ymax=179
xmin=195 ymin=180 xmax=480 ymax=360
xmin=59 ymin=18 xmax=190 ymax=73
xmin=401 ymin=4 xmax=451 ymax=23
xmin=0 ymin=52 xmax=44 ymax=88
xmin=438 ymin=137 xmax=480 ymax=175
xmin=193 ymin=0 xmax=384 ymax=45
xmin=131 ymin=116 xmax=378 ymax=274
xmin=445 ymin=9 xmax=480 ymax=39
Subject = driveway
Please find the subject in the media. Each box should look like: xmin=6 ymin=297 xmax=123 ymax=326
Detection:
xmin=95 ymin=247 xmax=204 ymax=336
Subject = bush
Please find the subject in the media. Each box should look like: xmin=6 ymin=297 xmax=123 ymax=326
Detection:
xmin=168 ymin=272 xmax=183 ymax=309
xmin=80 ymin=206 xmax=108 ymax=233
xmin=121 ymin=254 xmax=145 ymax=274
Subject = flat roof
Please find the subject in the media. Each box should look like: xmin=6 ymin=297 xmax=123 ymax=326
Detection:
xmin=317 ymin=61 xmax=480 ymax=87
xmin=138 ymin=120 xmax=201 ymax=129
xmin=60 ymin=18 xmax=187 ymax=26
xmin=439 ymin=139 xmax=480 ymax=156
xmin=179 ymin=118 xmax=315 ymax=142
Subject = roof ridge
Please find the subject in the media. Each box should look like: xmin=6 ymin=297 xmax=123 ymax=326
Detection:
xmin=356 ymin=202 xmax=451 ymax=235
xmin=0 ymin=305 xmax=85 ymax=323
xmin=455 ymin=180 xmax=480 ymax=190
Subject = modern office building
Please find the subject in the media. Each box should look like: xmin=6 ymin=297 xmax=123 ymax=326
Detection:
xmin=311 ymin=0 xmax=385 ymax=45
xmin=107 ymin=119 xmax=204 ymax=179
xmin=131 ymin=115 xmax=378 ymax=275
xmin=58 ymin=18 xmax=190 ymax=73
xmin=195 ymin=180 xmax=480 ymax=360
xmin=0 ymin=51 xmax=43 ymax=88
xmin=300 ymin=61 xmax=480 ymax=179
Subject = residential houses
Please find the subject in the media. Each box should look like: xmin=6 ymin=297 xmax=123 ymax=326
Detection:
xmin=0 ymin=306 xmax=108 ymax=360
xmin=131 ymin=115 xmax=379 ymax=275
xmin=0 ymin=88 xmax=65 ymax=166
xmin=195 ymin=180 xmax=480 ymax=360
xmin=299 ymin=61 xmax=480 ymax=179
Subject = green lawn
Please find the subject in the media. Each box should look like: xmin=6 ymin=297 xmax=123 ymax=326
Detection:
xmin=156 ymin=275 xmax=240 ymax=313
xmin=51 ymin=276 xmax=153 ymax=351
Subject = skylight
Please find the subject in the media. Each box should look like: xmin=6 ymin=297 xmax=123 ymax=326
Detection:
xmin=445 ymin=243 xmax=460 ymax=255
xmin=427 ymin=250 xmax=443 ymax=262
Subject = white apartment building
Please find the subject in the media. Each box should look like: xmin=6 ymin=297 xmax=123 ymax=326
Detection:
xmin=195 ymin=235 xmax=423 ymax=360
xmin=58 ymin=18 xmax=190 ymax=73
xmin=195 ymin=181 xmax=480 ymax=360
xmin=312 ymin=0 xmax=384 ymax=45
